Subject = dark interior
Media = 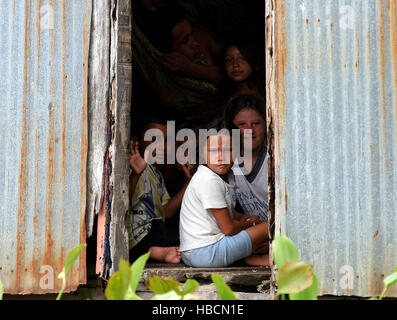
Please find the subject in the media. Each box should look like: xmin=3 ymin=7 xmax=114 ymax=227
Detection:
xmin=130 ymin=0 xmax=266 ymax=198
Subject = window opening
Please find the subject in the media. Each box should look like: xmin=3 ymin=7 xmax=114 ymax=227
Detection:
xmin=127 ymin=0 xmax=270 ymax=295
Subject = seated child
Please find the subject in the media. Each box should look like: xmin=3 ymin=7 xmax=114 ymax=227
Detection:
xmin=179 ymin=118 xmax=269 ymax=267
xmin=128 ymin=116 xmax=192 ymax=263
xmin=224 ymin=94 xmax=269 ymax=222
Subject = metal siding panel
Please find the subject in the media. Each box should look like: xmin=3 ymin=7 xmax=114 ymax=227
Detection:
xmin=0 ymin=0 xmax=91 ymax=294
xmin=275 ymin=0 xmax=397 ymax=297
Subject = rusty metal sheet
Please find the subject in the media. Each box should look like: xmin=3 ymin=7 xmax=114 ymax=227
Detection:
xmin=274 ymin=0 xmax=397 ymax=297
xmin=0 ymin=0 xmax=92 ymax=294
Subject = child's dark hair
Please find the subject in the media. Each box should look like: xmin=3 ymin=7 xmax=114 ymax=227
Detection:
xmin=202 ymin=117 xmax=238 ymax=135
xmin=223 ymin=94 xmax=267 ymax=157
xmin=223 ymin=94 xmax=266 ymax=126
xmin=219 ymin=39 xmax=264 ymax=100
xmin=131 ymin=112 xmax=168 ymax=138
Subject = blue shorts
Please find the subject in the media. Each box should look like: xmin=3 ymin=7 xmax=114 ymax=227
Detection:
xmin=181 ymin=230 xmax=253 ymax=268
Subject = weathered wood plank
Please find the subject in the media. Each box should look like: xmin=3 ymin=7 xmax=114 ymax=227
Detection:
xmin=108 ymin=0 xmax=132 ymax=276
xmin=86 ymin=0 xmax=111 ymax=238
xmin=137 ymin=267 xmax=272 ymax=300
xmin=265 ymin=0 xmax=277 ymax=299
xmin=142 ymin=265 xmax=271 ymax=288
xmin=136 ymin=282 xmax=272 ymax=300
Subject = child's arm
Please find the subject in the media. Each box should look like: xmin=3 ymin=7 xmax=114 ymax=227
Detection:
xmin=163 ymin=179 xmax=189 ymax=219
xmin=233 ymin=210 xmax=261 ymax=224
xmin=233 ymin=210 xmax=248 ymax=221
xmin=129 ymin=139 xmax=147 ymax=200
xmin=211 ymin=208 xmax=256 ymax=236
xmin=161 ymin=52 xmax=222 ymax=86
xmin=163 ymin=164 xmax=192 ymax=219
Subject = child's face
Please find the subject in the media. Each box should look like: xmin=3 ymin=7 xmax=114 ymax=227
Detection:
xmin=204 ymin=133 xmax=233 ymax=176
xmin=141 ymin=123 xmax=168 ymax=162
xmin=233 ymin=108 xmax=265 ymax=151
xmin=224 ymin=45 xmax=253 ymax=83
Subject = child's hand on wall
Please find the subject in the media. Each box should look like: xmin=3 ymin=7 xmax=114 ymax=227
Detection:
xmin=129 ymin=138 xmax=147 ymax=176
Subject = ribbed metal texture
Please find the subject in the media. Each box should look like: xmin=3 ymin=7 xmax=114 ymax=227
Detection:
xmin=0 ymin=0 xmax=91 ymax=294
xmin=275 ymin=0 xmax=397 ymax=297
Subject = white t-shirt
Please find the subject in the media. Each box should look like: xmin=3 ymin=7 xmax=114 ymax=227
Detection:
xmin=179 ymin=165 xmax=236 ymax=252
xmin=232 ymin=145 xmax=269 ymax=221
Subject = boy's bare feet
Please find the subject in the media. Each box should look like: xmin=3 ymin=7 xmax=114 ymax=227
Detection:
xmin=244 ymin=254 xmax=269 ymax=267
xmin=149 ymin=246 xmax=181 ymax=264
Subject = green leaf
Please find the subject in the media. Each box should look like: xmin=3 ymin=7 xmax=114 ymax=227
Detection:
xmin=130 ymin=252 xmax=150 ymax=293
xmin=378 ymin=271 xmax=397 ymax=300
xmin=276 ymin=262 xmax=314 ymax=294
xmin=105 ymin=259 xmax=132 ymax=300
xmin=289 ymin=274 xmax=318 ymax=300
xmin=152 ymin=290 xmax=182 ymax=300
xmin=148 ymin=276 xmax=169 ymax=294
xmin=61 ymin=244 xmax=86 ymax=277
xmin=148 ymin=277 xmax=198 ymax=298
xmin=148 ymin=276 xmax=182 ymax=295
xmin=105 ymin=260 xmax=132 ymax=300
xmin=125 ymin=292 xmax=143 ymax=300
xmin=384 ymin=272 xmax=397 ymax=289
xmin=272 ymin=233 xmax=300 ymax=269
xmin=211 ymin=274 xmax=237 ymax=300
xmin=56 ymin=244 xmax=86 ymax=300
xmin=182 ymin=279 xmax=199 ymax=296
xmin=105 ymin=253 xmax=150 ymax=300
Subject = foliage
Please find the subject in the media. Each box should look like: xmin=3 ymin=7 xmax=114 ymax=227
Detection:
xmin=56 ymin=243 xmax=86 ymax=300
xmin=0 ymin=246 xmax=235 ymax=301
xmin=272 ymin=233 xmax=318 ymax=300
xmin=148 ymin=276 xmax=200 ymax=300
xmin=3 ymin=237 xmax=396 ymax=301
xmin=105 ymin=252 xmax=237 ymax=300
xmin=105 ymin=252 xmax=150 ymax=300
xmin=211 ymin=274 xmax=237 ymax=300
xmin=64 ymin=238 xmax=396 ymax=301
xmin=370 ymin=266 xmax=397 ymax=300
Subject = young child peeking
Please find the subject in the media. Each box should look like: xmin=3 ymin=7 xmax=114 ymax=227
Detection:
xmin=224 ymin=94 xmax=269 ymax=222
xmin=179 ymin=118 xmax=269 ymax=267
xmin=128 ymin=116 xmax=191 ymax=264
xmin=219 ymin=39 xmax=264 ymax=101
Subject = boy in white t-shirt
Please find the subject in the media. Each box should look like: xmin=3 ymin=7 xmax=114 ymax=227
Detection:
xmin=179 ymin=119 xmax=269 ymax=267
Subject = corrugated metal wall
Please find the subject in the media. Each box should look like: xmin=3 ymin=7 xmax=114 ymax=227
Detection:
xmin=274 ymin=0 xmax=397 ymax=297
xmin=0 ymin=0 xmax=91 ymax=294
